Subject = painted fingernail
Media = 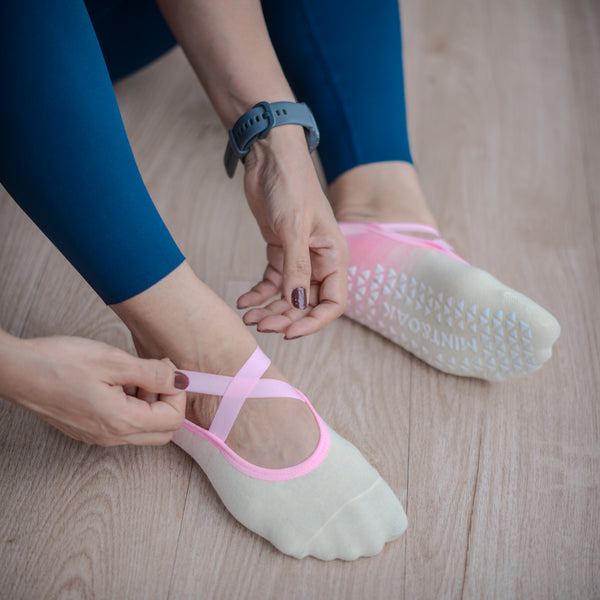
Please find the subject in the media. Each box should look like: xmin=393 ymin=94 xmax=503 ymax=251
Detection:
xmin=260 ymin=329 xmax=277 ymax=333
xmin=291 ymin=287 xmax=307 ymax=310
xmin=285 ymin=335 xmax=301 ymax=341
xmin=174 ymin=371 xmax=189 ymax=390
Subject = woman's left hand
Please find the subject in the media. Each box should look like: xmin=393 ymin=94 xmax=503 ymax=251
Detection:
xmin=237 ymin=125 xmax=348 ymax=339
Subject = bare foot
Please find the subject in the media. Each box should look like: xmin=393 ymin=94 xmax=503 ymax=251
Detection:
xmin=112 ymin=262 xmax=319 ymax=468
xmin=328 ymin=161 xmax=439 ymax=231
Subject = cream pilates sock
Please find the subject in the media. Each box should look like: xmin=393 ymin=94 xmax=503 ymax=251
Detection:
xmin=172 ymin=346 xmax=407 ymax=560
xmin=341 ymin=222 xmax=561 ymax=381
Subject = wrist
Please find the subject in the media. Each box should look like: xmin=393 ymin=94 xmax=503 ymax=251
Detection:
xmin=245 ymin=125 xmax=311 ymax=166
xmin=223 ymin=92 xmax=297 ymax=131
xmin=0 ymin=332 xmax=33 ymax=403
xmin=225 ymin=101 xmax=319 ymax=177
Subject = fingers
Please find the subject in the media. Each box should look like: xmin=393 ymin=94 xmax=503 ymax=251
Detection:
xmin=136 ymin=389 xmax=186 ymax=432
xmin=100 ymin=355 xmax=187 ymax=444
xmin=243 ymin=297 xmax=293 ymax=327
xmin=286 ymin=260 xmax=347 ymax=337
xmin=284 ymin=301 xmax=343 ymax=339
xmin=111 ymin=354 xmax=181 ymax=394
xmin=237 ymin=264 xmax=282 ymax=309
xmin=281 ymin=229 xmax=312 ymax=312
xmin=243 ymin=265 xmax=347 ymax=338
xmin=95 ymin=388 xmax=186 ymax=445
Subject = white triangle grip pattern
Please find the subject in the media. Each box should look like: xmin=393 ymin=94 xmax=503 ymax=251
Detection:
xmin=339 ymin=221 xmax=561 ymax=381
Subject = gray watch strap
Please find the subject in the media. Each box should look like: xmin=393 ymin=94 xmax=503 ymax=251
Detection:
xmin=224 ymin=101 xmax=320 ymax=178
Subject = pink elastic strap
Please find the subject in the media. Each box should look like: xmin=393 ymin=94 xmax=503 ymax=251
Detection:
xmin=176 ymin=345 xmax=332 ymax=482
xmin=339 ymin=221 xmax=469 ymax=264
xmin=180 ymin=371 xmax=304 ymax=401
xmin=339 ymin=221 xmax=440 ymax=237
xmin=180 ymin=392 xmax=331 ymax=482
xmin=207 ymin=346 xmax=270 ymax=440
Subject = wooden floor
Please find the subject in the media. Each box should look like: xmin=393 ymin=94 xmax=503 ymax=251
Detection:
xmin=1 ymin=0 xmax=599 ymax=598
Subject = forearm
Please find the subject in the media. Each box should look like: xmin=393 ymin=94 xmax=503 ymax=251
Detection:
xmin=0 ymin=329 xmax=34 ymax=406
xmin=156 ymin=0 xmax=295 ymax=129
xmin=157 ymin=0 xmax=348 ymax=336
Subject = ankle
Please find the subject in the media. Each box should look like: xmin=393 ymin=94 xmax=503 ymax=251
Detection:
xmin=112 ymin=263 xmax=257 ymax=373
xmin=328 ymin=161 xmax=438 ymax=229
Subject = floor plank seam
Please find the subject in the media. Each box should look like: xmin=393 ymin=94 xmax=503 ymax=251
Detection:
xmin=565 ymin=6 xmax=600 ymax=283
xmin=580 ymin=165 xmax=600 ymax=284
xmin=16 ymin=250 xmax=52 ymax=338
xmin=166 ymin=460 xmax=194 ymax=600
xmin=403 ymin=359 xmax=414 ymax=595
xmin=460 ymin=428 xmax=483 ymax=599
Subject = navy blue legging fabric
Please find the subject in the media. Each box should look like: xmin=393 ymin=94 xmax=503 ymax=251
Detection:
xmin=0 ymin=0 xmax=412 ymax=305
xmin=262 ymin=0 xmax=412 ymax=184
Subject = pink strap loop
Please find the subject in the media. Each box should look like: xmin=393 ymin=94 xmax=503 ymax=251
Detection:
xmin=180 ymin=371 xmax=304 ymax=401
xmin=339 ymin=221 xmax=468 ymax=265
xmin=207 ymin=347 xmax=270 ymax=440
xmin=175 ymin=345 xmax=332 ymax=481
xmin=339 ymin=221 xmax=440 ymax=237
xmin=179 ymin=346 xmax=305 ymax=441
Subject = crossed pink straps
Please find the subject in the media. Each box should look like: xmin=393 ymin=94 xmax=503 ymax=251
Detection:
xmin=339 ymin=221 xmax=469 ymax=265
xmin=179 ymin=346 xmax=303 ymax=441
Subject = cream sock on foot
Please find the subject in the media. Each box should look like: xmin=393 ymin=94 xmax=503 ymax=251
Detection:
xmin=173 ymin=346 xmax=407 ymax=560
xmin=341 ymin=222 xmax=560 ymax=381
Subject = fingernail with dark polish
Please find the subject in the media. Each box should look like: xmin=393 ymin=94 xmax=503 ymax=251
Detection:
xmin=291 ymin=287 xmax=307 ymax=310
xmin=260 ymin=329 xmax=277 ymax=333
xmin=174 ymin=371 xmax=189 ymax=390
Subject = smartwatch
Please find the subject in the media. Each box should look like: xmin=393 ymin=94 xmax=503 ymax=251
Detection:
xmin=224 ymin=101 xmax=320 ymax=178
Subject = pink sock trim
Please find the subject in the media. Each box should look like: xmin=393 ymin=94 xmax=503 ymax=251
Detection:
xmin=177 ymin=346 xmax=331 ymax=482
xmin=180 ymin=395 xmax=330 ymax=481
xmin=339 ymin=221 xmax=469 ymax=264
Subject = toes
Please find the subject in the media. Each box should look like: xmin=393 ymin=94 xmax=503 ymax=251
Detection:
xmin=301 ymin=478 xmax=408 ymax=561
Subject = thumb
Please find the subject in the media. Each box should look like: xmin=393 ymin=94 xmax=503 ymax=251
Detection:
xmin=115 ymin=355 xmax=186 ymax=395
xmin=282 ymin=233 xmax=311 ymax=311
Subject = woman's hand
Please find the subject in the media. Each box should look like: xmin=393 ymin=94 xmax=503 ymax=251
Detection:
xmin=0 ymin=332 xmax=187 ymax=446
xmin=237 ymin=126 xmax=348 ymax=339
xmin=156 ymin=0 xmax=348 ymax=337
xmin=155 ymin=1 xmax=348 ymax=337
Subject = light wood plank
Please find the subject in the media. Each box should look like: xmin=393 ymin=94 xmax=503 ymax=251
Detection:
xmin=404 ymin=0 xmax=600 ymax=598
xmin=0 ymin=198 xmax=52 ymax=337
xmin=565 ymin=0 xmax=600 ymax=270
xmin=1 ymin=1 xmax=599 ymax=597
xmin=167 ymin=281 xmax=411 ymax=600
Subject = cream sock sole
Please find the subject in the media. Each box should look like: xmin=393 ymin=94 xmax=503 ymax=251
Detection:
xmin=342 ymin=222 xmax=561 ymax=381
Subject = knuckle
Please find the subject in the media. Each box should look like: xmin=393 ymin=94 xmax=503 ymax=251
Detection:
xmin=288 ymin=257 xmax=311 ymax=275
xmin=104 ymin=418 xmax=129 ymax=438
xmin=148 ymin=360 xmax=172 ymax=390
xmin=105 ymin=347 xmax=128 ymax=368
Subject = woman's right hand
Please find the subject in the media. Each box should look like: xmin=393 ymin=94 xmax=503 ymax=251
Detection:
xmin=0 ymin=332 xmax=187 ymax=446
xmin=237 ymin=126 xmax=348 ymax=339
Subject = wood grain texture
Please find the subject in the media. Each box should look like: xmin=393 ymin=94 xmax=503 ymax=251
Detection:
xmin=1 ymin=0 xmax=599 ymax=598
xmin=0 ymin=201 xmax=52 ymax=337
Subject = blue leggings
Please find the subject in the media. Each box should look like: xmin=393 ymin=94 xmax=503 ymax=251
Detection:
xmin=0 ymin=0 xmax=412 ymax=306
